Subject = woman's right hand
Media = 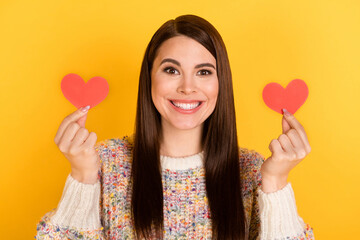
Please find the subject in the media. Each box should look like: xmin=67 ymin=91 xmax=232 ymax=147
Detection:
xmin=54 ymin=106 xmax=100 ymax=184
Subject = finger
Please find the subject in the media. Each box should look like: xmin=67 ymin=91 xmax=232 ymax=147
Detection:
xmin=287 ymin=129 xmax=311 ymax=154
xmin=282 ymin=115 xmax=291 ymax=134
xmin=82 ymin=132 xmax=98 ymax=150
xmin=57 ymin=122 xmax=81 ymax=152
xmin=54 ymin=106 xmax=90 ymax=145
xmin=71 ymin=128 xmax=90 ymax=148
xmin=269 ymin=139 xmax=285 ymax=159
xmin=282 ymin=109 xmax=310 ymax=147
xmin=278 ymin=134 xmax=296 ymax=156
xmin=77 ymin=114 xmax=88 ymax=128
xmin=286 ymin=129 xmax=305 ymax=149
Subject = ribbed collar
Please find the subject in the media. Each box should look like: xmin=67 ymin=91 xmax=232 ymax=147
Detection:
xmin=160 ymin=151 xmax=204 ymax=170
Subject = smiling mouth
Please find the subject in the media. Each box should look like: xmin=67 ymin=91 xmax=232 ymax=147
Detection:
xmin=170 ymin=100 xmax=203 ymax=110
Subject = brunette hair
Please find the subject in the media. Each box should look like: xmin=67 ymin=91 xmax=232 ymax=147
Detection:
xmin=131 ymin=14 xmax=246 ymax=239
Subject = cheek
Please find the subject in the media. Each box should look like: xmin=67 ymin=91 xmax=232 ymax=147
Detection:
xmin=205 ymin=80 xmax=219 ymax=115
xmin=151 ymin=76 xmax=172 ymax=107
xmin=203 ymin=79 xmax=219 ymax=103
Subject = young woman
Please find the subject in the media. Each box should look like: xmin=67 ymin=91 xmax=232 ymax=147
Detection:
xmin=36 ymin=14 xmax=314 ymax=239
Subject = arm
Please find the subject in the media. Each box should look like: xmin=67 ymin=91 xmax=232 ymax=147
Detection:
xmin=249 ymin=151 xmax=315 ymax=240
xmin=257 ymin=183 xmax=314 ymax=239
xmin=35 ymin=173 xmax=106 ymax=239
xmin=35 ymin=139 xmax=110 ymax=240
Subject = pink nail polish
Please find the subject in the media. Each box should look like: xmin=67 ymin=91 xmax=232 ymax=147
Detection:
xmin=81 ymin=105 xmax=90 ymax=112
xmin=282 ymin=108 xmax=291 ymax=116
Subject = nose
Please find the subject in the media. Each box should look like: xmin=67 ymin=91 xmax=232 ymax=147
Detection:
xmin=177 ymin=74 xmax=197 ymax=95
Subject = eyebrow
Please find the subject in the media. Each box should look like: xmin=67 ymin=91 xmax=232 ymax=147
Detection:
xmin=160 ymin=58 xmax=216 ymax=70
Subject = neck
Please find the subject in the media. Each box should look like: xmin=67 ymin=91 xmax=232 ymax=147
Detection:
xmin=160 ymin=122 xmax=203 ymax=158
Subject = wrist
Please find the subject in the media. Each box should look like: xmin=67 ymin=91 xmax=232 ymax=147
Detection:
xmin=70 ymin=169 xmax=99 ymax=184
xmin=260 ymin=173 xmax=288 ymax=193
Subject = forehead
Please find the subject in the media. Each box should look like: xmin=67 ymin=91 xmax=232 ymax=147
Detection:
xmin=154 ymin=35 xmax=216 ymax=64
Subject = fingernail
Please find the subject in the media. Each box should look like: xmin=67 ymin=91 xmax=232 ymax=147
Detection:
xmin=282 ymin=108 xmax=291 ymax=116
xmin=81 ymin=105 xmax=90 ymax=112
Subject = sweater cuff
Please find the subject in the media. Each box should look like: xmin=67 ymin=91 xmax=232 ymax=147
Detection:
xmin=257 ymin=182 xmax=306 ymax=239
xmin=50 ymin=173 xmax=102 ymax=230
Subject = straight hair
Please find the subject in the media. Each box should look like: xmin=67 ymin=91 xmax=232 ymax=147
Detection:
xmin=131 ymin=14 xmax=246 ymax=239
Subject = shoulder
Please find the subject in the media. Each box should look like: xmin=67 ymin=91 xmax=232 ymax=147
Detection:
xmin=238 ymin=147 xmax=265 ymax=171
xmin=94 ymin=135 xmax=134 ymax=165
xmin=238 ymin=147 xmax=265 ymax=186
xmin=95 ymin=135 xmax=134 ymax=153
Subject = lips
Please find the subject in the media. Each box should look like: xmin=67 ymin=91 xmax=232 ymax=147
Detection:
xmin=169 ymin=99 xmax=204 ymax=113
xmin=171 ymin=101 xmax=201 ymax=110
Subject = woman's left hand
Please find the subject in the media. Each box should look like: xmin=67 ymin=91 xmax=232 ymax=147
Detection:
xmin=260 ymin=109 xmax=311 ymax=193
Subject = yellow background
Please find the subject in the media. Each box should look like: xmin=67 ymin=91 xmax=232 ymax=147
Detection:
xmin=0 ymin=0 xmax=359 ymax=239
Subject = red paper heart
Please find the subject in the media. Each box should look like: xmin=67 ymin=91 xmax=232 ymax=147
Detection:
xmin=262 ymin=79 xmax=308 ymax=114
xmin=61 ymin=73 xmax=109 ymax=109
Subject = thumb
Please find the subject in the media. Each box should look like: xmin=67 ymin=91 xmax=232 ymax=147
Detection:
xmin=282 ymin=114 xmax=291 ymax=134
xmin=77 ymin=113 xmax=88 ymax=128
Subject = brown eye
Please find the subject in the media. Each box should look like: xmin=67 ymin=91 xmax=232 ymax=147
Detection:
xmin=164 ymin=67 xmax=179 ymax=75
xmin=198 ymin=69 xmax=212 ymax=75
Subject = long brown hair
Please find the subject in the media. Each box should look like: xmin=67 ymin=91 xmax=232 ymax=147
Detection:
xmin=131 ymin=14 xmax=246 ymax=239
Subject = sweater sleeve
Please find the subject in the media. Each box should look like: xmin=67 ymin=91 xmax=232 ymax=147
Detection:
xmin=35 ymin=174 xmax=105 ymax=239
xmin=249 ymin=151 xmax=315 ymax=240
xmin=35 ymin=140 xmax=109 ymax=240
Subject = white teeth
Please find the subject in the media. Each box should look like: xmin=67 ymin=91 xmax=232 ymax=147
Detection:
xmin=172 ymin=101 xmax=201 ymax=110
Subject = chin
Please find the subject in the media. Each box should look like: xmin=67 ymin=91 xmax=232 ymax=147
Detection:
xmin=173 ymin=123 xmax=202 ymax=130
xmin=175 ymin=125 xmax=199 ymax=131
xmin=169 ymin=121 xmax=202 ymax=131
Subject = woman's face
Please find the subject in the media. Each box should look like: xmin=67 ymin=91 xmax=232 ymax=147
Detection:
xmin=151 ymin=35 xmax=219 ymax=131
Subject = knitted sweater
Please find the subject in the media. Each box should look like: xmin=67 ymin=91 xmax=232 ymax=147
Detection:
xmin=35 ymin=135 xmax=314 ymax=239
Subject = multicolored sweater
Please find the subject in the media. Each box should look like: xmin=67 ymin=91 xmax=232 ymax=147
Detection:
xmin=35 ymin=135 xmax=314 ymax=239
